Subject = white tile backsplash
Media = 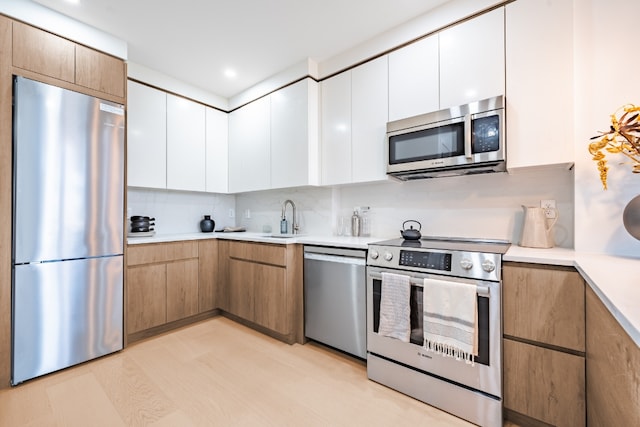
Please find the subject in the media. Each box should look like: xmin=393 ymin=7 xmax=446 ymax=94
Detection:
xmin=234 ymin=168 xmax=575 ymax=248
xmin=127 ymin=188 xmax=236 ymax=235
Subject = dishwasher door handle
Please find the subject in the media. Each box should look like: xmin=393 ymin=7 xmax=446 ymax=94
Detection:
xmin=304 ymin=252 xmax=366 ymax=266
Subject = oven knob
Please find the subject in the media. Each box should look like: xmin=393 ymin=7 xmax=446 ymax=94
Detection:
xmin=384 ymin=252 xmax=393 ymax=261
xmin=482 ymin=259 xmax=496 ymax=273
xmin=370 ymin=250 xmax=379 ymax=260
xmin=460 ymin=258 xmax=473 ymax=270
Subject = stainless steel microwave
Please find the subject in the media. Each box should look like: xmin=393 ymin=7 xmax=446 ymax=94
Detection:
xmin=386 ymin=95 xmax=505 ymax=180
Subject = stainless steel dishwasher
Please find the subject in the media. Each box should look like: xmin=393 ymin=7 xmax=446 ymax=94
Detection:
xmin=304 ymin=246 xmax=367 ymax=358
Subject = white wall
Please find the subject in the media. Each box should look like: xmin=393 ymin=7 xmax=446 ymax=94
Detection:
xmin=573 ymin=0 xmax=640 ymax=256
xmin=236 ymin=168 xmax=575 ymax=247
xmin=127 ymin=188 xmax=236 ymax=235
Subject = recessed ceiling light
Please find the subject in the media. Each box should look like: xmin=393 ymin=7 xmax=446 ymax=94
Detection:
xmin=224 ymin=69 xmax=237 ymax=79
xmin=65 ymin=0 xmax=81 ymax=5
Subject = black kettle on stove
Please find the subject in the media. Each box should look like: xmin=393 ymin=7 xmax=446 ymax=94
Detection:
xmin=400 ymin=220 xmax=422 ymax=240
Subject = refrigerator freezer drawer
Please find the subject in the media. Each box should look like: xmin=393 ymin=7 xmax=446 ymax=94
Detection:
xmin=12 ymin=256 xmax=123 ymax=385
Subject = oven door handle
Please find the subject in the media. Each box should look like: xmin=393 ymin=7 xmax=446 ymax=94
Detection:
xmin=368 ymin=272 xmax=490 ymax=297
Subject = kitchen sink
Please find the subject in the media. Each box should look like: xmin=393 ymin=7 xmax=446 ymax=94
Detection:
xmin=261 ymin=233 xmax=301 ymax=239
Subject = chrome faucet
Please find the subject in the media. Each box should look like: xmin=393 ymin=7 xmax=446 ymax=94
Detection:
xmin=281 ymin=199 xmax=299 ymax=234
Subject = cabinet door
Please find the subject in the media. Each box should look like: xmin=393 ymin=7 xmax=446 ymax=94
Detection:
xmin=205 ymin=107 xmax=229 ymax=193
xmin=75 ymin=45 xmax=125 ymax=98
xmin=167 ymin=94 xmax=206 ymax=192
xmin=253 ymin=263 xmax=288 ymax=334
xmin=506 ymin=0 xmax=574 ymax=170
xmin=439 ymin=8 xmax=505 ymax=109
xmin=227 ymin=258 xmax=256 ymax=321
xmin=166 ymin=259 xmax=199 ymax=322
xmin=503 ymin=264 xmax=585 ymax=352
xmin=198 ymin=239 xmax=218 ymax=312
xmin=586 ymin=287 xmax=640 ymax=427
xmin=126 ymin=263 xmax=166 ymax=334
xmin=271 ymin=79 xmax=318 ymax=189
xmin=352 ymin=56 xmax=389 ymax=183
xmin=321 ymin=72 xmax=352 ymax=185
xmin=228 ymin=96 xmax=271 ymax=192
xmin=12 ymin=21 xmax=75 ymax=83
xmin=388 ymin=34 xmax=439 ymax=121
xmin=127 ymin=81 xmax=167 ymax=189
xmin=504 ymin=339 xmax=585 ymax=427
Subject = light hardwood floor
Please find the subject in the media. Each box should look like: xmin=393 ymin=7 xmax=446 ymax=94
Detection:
xmin=0 ymin=317 xmax=504 ymax=426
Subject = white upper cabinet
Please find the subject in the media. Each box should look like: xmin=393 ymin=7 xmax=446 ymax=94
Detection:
xmin=205 ymin=107 xmax=229 ymax=193
xmin=228 ymin=78 xmax=319 ymax=193
xmin=166 ymin=94 xmax=206 ymax=192
xmin=321 ymin=71 xmax=352 ymax=186
xmin=321 ymin=57 xmax=389 ymax=185
xmin=127 ymin=81 xmax=167 ymax=189
xmin=228 ymin=96 xmax=271 ymax=193
xmin=506 ymin=0 xmax=574 ymax=171
xmin=388 ymin=34 xmax=439 ymax=121
xmin=271 ymin=78 xmax=320 ymax=189
xmin=352 ymin=56 xmax=389 ymax=183
xmin=439 ymin=8 xmax=505 ymax=109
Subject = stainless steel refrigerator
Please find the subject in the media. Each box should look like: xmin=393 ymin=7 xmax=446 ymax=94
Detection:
xmin=11 ymin=76 xmax=124 ymax=385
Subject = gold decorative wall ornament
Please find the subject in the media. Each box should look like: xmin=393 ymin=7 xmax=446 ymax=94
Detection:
xmin=589 ymin=104 xmax=640 ymax=189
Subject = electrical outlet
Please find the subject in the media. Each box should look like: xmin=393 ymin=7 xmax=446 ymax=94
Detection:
xmin=228 ymin=208 xmax=235 ymax=218
xmin=540 ymin=199 xmax=557 ymax=219
xmin=244 ymin=209 xmax=251 ymax=219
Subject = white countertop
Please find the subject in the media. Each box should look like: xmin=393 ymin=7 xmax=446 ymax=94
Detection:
xmin=128 ymin=233 xmax=640 ymax=347
xmin=127 ymin=231 xmax=386 ymax=249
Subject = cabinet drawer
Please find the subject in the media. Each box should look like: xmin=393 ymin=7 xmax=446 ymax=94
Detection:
xmin=127 ymin=241 xmax=198 ymax=266
xmin=12 ymin=21 xmax=75 ymax=83
xmin=503 ymin=263 xmax=585 ymax=352
xmin=228 ymin=241 xmax=286 ymax=266
xmin=504 ymin=338 xmax=585 ymax=427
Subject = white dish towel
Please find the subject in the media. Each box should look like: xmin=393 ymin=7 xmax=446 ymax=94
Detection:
xmin=378 ymin=272 xmax=411 ymax=342
xmin=423 ymin=277 xmax=478 ymax=364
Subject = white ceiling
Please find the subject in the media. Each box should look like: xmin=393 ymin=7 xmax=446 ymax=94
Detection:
xmin=32 ymin=0 xmax=450 ymax=99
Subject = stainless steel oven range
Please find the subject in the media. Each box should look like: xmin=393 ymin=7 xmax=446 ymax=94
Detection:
xmin=366 ymin=237 xmax=510 ymax=427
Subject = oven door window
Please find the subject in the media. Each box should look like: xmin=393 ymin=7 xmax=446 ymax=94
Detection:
xmin=372 ymin=278 xmax=490 ymax=366
xmin=388 ymin=122 xmax=465 ymax=164
xmin=472 ymin=114 xmax=500 ymax=154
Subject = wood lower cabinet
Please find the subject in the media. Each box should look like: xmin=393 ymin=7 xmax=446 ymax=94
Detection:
xmin=586 ymin=287 xmax=640 ymax=426
xmin=504 ymin=339 xmax=585 ymax=427
xmin=166 ymin=259 xmax=199 ymax=323
xmin=126 ymin=263 xmax=167 ymax=334
xmin=502 ymin=262 xmax=586 ymax=426
xmin=126 ymin=240 xmax=219 ymax=340
xmin=503 ymin=263 xmax=585 ymax=352
xmin=221 ymin=240 xmax=302 ymax=344
xmin=198 ymin=239 xmax=219 ymax=312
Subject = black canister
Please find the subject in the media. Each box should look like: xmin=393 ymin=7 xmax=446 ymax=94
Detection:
xmin=200 ymin=215 xmax=215 ymax=232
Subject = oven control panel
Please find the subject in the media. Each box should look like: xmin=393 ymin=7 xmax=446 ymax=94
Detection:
xmin=367 ymin=244 xmax=502 ymax=281
xmin=399 ymin=250 xmax=452 ymax=271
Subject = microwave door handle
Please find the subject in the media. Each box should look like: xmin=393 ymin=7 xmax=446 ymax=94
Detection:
xmin=464 ymin=114 xmax=473 ymax=159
